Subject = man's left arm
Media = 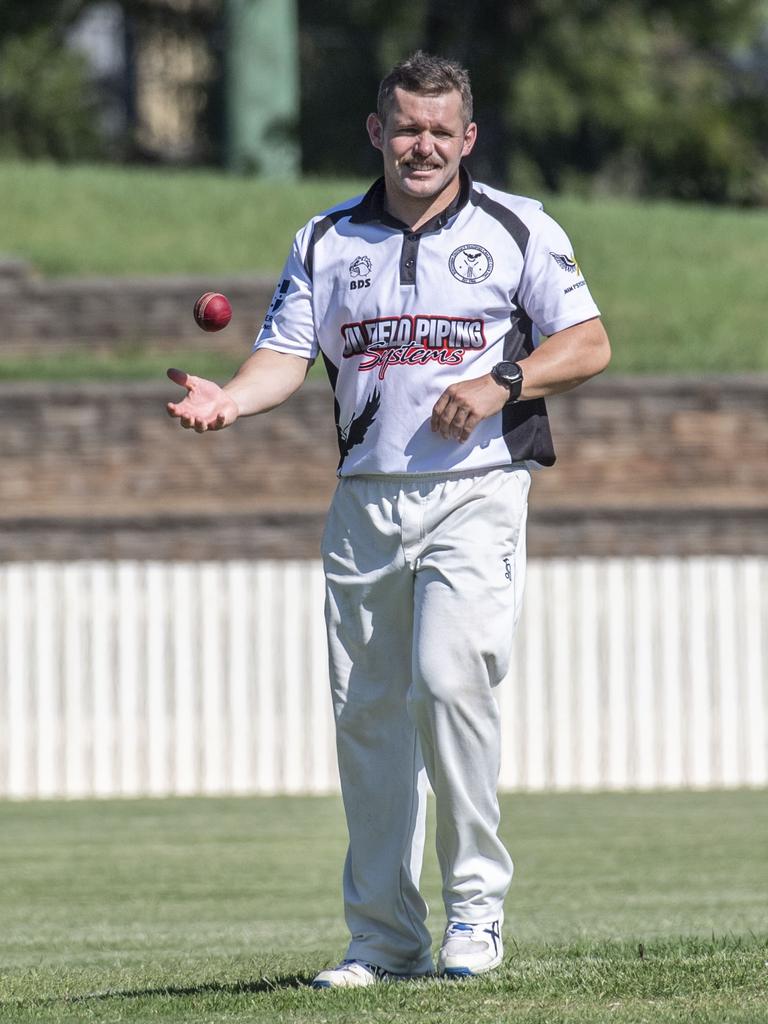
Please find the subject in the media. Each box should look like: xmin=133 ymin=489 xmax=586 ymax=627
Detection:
xmin=431 ymin=316 xmax=611 ymax=442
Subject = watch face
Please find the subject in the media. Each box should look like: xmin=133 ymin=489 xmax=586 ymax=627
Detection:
xmin=494 ymin=362 xmax=522 ymax=385
xmin=492 ymin=362 xmax=523 ymax=400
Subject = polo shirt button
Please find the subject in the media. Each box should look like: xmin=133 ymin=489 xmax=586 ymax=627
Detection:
xmin=408 ymin=233 xmax=419 ymax=241
xmin=405 ymin=259 xmax=415 ymax=268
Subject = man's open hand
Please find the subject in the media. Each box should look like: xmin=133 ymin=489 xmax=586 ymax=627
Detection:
xmin=166 ymin=368 xmax=240 ymax=432
xmin=431 ymin=374 xmax=511 ymax=443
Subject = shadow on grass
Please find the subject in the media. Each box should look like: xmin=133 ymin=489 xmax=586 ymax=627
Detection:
xmin=27 ymin=975 xmax=317 ymax=1006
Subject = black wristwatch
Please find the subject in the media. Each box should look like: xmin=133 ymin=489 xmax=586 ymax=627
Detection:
xmin=490 ymin=361 xmax=524 ymax=403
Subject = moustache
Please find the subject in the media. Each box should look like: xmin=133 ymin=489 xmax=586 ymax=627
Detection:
xmin=395 ymin=159 xmax=440 ymax=170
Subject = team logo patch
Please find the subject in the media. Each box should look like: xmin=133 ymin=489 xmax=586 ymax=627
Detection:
xmin=550 ymin=252 xmax=581 ymax=275
xmin=449 ymin=244 xmax=494 ymax=284
xmin=349 ymin=255 xmax=372 ymax=289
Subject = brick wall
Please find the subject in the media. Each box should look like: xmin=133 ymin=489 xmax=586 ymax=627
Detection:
xmin=0 ymin=259 xmax=273 ymax=354
xmin=1 ymin=375 xmax=765 ymax=560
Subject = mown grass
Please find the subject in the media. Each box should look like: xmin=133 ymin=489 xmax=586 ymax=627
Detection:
xmin=0 ymin=345 xmax=246 ymax=383
xmin=0 ymin=160 xmax=361 ymax=278
xmin=1 ymin=159 xmax=768 ymax=377
xmin=0 ymin=791 xmax=765 ymax=1023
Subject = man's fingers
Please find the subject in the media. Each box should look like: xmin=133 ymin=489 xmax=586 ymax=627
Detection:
xmin=432 ymin=400 xmax=479 ymax=442
xmin=432 ymin=377 xmax=505 ymax=441
xmin=437 ymin=406 xmax=457 ymax=438
xmin=431 ymin=392 xmax=450 ymax=432
xmin=448 ymin=407 xmax=471 ymax=440
xmin=167 ymin=399 xmax=194 ymax=417
xmin=432 ymin=395 xmax=468 ymax=439
xmin=170 ymin=401 xmax=223 ymax=432
xmin=166 ymin=370 xmax=192 ymax=389
xmin=458 ymin=413 xmax=480 ymax=442
xmin=196 ymin=416 xmax=222 ymax=432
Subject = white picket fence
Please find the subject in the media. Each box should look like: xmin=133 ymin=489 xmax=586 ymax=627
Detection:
xmin=0 ymin=557 xmax=765 ymax=799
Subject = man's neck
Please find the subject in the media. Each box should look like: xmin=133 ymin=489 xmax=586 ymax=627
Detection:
xmin=383 ymin=173 xmax=461 ymax=232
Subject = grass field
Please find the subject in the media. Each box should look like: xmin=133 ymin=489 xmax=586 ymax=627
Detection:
xmin=0 ymin=791 xmax=766 ymax=1023
xmin=1 ymin=159 xmax=768 ymax=378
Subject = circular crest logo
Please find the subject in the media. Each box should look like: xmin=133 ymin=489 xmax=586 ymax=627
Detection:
xmin=449 ymin=244 xmax=493 ymax=284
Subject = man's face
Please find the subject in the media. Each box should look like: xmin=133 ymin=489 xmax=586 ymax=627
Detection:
xmin=366 ymin=87 xmax=477 ymax=205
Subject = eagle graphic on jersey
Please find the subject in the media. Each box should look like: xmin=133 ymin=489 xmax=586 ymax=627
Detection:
xmin=337 ymin=388 xmax=381 ymax=466
xmin=463 ymin=251 xmax=483 ymax=270
xmin=550 ymin=252 xmax=580 ymax=274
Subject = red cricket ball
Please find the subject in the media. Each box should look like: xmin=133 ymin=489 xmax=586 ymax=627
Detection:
xmin=193 ymin=291 xmax=232 ymax=332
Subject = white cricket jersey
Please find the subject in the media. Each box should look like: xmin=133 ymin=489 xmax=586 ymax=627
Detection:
xmin=254 ymin=169 xmax=600 ymax=476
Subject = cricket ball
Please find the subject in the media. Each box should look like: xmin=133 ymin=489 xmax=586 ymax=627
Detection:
xmin=193 ymin=291 xmax=232 ymax=332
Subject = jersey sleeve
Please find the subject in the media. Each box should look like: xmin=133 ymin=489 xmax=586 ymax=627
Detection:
xmin=253 ymin=223 xmax=318 ymax=359
xmin=517 ymin=209 xmax=601 ymax=337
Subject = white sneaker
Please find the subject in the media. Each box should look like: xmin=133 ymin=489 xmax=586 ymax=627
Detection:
xmin=311 ymin=959 xmax=388 ymax=988
xmin=438 ymin=920 xmax=503 ymax=977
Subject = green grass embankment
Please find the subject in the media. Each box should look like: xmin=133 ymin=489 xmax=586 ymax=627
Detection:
xmin=2 ymin=159 xmax=767 ymax=378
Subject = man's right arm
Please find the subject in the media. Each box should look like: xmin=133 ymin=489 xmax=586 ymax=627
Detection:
xmin=166 ymin=348 xmax=311 ymax=434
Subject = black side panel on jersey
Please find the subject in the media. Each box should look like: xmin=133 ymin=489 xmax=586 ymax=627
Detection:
xmin=321 ymin=351 xmax=339 ymax=392
xmin=305 ymin=202 xmax=368 ymax=280
xmin=304 ymin=205 xmax=361 ymax=279
xmin=321 ymin=352 xmax=346 ymax=464
xmin=501 ymin=299 xmax=556 ymax=466
xmin=469 ymin=193 xmax=554 ymax=464
xmin=468 ymin=190 xmax=530 ymax=257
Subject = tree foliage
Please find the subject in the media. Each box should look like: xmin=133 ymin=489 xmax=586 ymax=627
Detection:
xmin=1 ymin=0 xmax=766 ymax=202
xmin=0 ymin=0 xmax=223 ymax=163
xmin=0 ymin=24 xmax=102 ymax=161
xmin=488 ymin=0 xmax=768 ymax=203
xmin=300 ymin=0 xmax=768 ymax=204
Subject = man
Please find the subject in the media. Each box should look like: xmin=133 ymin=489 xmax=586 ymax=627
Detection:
xmin=167 ymin=52 xmax=610 ymax=986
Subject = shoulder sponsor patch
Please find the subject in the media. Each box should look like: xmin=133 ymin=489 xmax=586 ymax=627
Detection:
xmin=550 ymin=252 xmax=581 ymax=275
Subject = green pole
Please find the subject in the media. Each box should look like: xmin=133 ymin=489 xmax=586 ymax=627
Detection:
xmin=226 ymin=0 xmax=299 ymax=176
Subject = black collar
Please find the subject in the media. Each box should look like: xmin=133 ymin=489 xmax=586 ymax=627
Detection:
xmin=349 ymin=166 xmax=472 ymax=232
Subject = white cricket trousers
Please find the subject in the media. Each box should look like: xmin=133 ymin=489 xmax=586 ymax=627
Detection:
xmin=321 ymin=465 xmax=530 ymax=974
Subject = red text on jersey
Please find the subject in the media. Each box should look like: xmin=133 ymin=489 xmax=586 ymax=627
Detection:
xmin=341 ymin=315 xmax=487 ymax=357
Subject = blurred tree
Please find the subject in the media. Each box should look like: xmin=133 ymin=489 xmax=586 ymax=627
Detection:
xmin=2 ymin=0 xmax=766 ymax=202
xmin=299 ymin=0 xmax=768 ymax=204
xmin=0 ymin=1 xmax=103 ymax=160
xmin=494 ymin=0 xmax=768 ymax=203
xmin=0 ymin=0 xmax=90 ymax=37
xmin=119 ymin=0 xmax=223 ymax=163
xmin=298 ymin=0 xmax=422 ymax=178
xmin=0 ymin=0 xmax=225 ymax=163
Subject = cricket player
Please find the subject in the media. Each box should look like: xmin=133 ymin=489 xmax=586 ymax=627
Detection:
xmin=167 ymin=51 xmax=611 ymax=986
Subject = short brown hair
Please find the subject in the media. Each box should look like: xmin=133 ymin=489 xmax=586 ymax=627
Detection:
xmin=377 ymin=51 xmax=474 ymax=127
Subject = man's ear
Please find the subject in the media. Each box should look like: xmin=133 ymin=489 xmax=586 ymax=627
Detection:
xmin=461 ymin=121 xmax=478 ymax=159
xmin=366 ymin=113 xmax=384 ymax=151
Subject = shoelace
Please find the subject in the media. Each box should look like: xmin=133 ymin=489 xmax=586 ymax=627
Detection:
xmin=341 ymin=959 xmax=389 ymax=980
